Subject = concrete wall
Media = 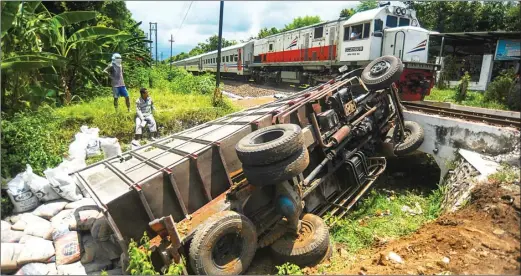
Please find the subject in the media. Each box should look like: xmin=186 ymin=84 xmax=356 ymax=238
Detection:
xmin=403 ymin=110 xmax=520 ymax=184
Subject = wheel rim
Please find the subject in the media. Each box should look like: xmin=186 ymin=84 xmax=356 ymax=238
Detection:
xmin=212 ymin=233 xmax=243 ymax=268
xmin=250 ymin=129 xmax=284 ymax=145
xmin=370 ymin=61 xmax=390 ymax=76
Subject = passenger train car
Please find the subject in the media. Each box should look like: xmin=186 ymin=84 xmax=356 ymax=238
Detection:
xmin=171 ymin=4 xmax=440 ymax=101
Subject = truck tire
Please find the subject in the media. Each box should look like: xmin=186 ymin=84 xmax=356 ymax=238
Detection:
xmin=392 ymin=120 xmax=425 ymax=155
xmin=236 ymin=124 xmax=303 ymax=166
xmin=269 ymin=213 xmax=330 ymax=267
xmin=242 ymin=146 xmax=309 ymax=186
xmin=188 ymin=211 xmax=257 ymax=275
xmin=361 ymin=55 xmax=403 ymax=90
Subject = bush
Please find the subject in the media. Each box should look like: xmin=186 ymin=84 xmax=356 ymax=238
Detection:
xmin=484 ymin=69 xmax=518 ymax=110
xmin=276 ymin=263 xmax=303 ymax=275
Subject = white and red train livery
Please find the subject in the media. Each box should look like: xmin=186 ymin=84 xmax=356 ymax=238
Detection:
xmin=171 ymin=4 xmax=440 ymax=101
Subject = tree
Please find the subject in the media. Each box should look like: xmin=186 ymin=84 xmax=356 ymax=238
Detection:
xmin=356 ymin=0 xmax=378 ymax=12
xmin=340 ymin=8 xmax=356 ymax=19
xmin=281 ymin=16 xmax=321 ymax=32
xmin=258 ymin=27 xmax=279 ymax=39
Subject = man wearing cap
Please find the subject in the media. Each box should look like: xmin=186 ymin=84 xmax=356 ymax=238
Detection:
xmin=104 ymin=53 xmax=130 ymax=111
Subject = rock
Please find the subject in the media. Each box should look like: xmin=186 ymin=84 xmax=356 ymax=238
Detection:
xmin=425 ymin=263 xmax=434 ymax=269
xmin=437 ymin=257 xmax=450 ymax=268
xmin=360 ymin=266 xmax=367 ymax=271
xmin=339 ymin=248 xmax=349 ymax=258
xmin=417 ymin=266 xmax=426 ymax=274
xmin=381 ymin=251 xmax=404 ymax=265
xmin=493 ymin=229 xmax=505 ymax=236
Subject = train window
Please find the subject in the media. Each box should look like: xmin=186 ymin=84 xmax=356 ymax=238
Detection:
xmin=374 ymin=19 xmax=383 ymax=32
xmin=350 ymin=24 xmax=363 ymax=40
xmin=269 ymin=43 xmax=273 ymax=51
xmin=399 ymin=18 xmax=410 ymax=27
xmin=229 ymin=55 xmax=233 ymax=62
xmin=226 ymin=56 xmax=229 ymax=62
xmin=343 ymin=26 xmax=350 ymax=41
xmin=386 ymin=15 xmax=398 ymax=27
xmin=234 ymin=54 xmax=238 ymax=62
xmin=314 ymin=26 xmax=324 ymax=39
xmin=222 ymin=57 xmax=225 ymax=62
xmin=363 ymin=23 xmax=370 ymax=38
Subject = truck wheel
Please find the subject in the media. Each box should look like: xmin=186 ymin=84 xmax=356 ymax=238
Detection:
xmin=361 ymin=55 xmax=403 ymax=90
xmin=189 ymin=211 xmax=257 ymax=275
xmin=392 ymin=120 xmax=425 ymax=155
xmin=242 ymin=146 xmax=309 ymax=186
xmin=269 ymin=213 xmax=330 ymax=267
xmin=236 ymin=124 xmax=303 ymax=166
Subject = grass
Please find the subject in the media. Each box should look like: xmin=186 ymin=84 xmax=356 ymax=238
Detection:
xmin=323 ymin=185 xmax=445 ymax=272
xmin=488 ymin=164 xmax=520 ymax=184
xmin=425 ymin=88 xmax=508 ymax=110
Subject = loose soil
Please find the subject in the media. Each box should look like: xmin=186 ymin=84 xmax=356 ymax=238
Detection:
xmin=336 ymin=181 xmax=521 ymax=275
xmin=222 ymin=80 xmax=299 ymax=97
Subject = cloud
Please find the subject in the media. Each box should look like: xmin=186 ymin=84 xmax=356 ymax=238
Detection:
xmin=126 ymin=1 xmax=359 ymax=59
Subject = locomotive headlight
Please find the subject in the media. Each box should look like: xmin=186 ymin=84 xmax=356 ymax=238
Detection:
xmin=412 ymin=19 xmax=418 ymax=26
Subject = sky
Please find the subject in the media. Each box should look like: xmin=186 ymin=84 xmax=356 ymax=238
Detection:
xmin=126 ymin=1 xmax=361 ymax=60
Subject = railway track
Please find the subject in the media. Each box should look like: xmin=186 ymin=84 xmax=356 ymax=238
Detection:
xmin=402 ymin=101 xmax=521 ymax=129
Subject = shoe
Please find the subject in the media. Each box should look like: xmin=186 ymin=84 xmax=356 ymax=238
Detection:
xmin=150 ymin=136 xmax=159 ymax=141
xmin=131 ymin=139 xmax=141 ymax=147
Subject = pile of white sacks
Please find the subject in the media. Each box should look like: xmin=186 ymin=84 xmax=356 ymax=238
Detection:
xmin=1 ymin=126 xmax=124 ymax=275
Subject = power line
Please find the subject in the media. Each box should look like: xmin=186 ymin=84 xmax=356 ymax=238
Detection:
xmin=174 ymin=1 xmax=194 ymax=40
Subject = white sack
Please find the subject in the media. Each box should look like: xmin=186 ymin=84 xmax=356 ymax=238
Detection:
xmin=25 ymin=164 xmax=61 ymax=202
xmin=6 ymin=172 xmax=39 ymax=213
xmin=99 ymin=138 xmax=122 ymax=159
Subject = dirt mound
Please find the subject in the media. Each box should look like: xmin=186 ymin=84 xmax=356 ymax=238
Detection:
xmin=339 ymin=181 xmax=520 ymax=275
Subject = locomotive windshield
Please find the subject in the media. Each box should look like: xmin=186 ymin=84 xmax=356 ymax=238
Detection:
xmin=386 ymin=15 xmax=398 ymax=27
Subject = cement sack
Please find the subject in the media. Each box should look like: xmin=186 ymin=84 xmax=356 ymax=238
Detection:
xmin=1 ymin=220 xmax=11 ymax=231
xmin=1 ymin=243 xmax=23 ymax=272
xmin=25 ymin=164 xmax=61 ymax=202
xmin=70 ymin=209 xmax=102 ymax=231
xmin=44 ymin=166 xmax=83 ymax=202
xmin=22 ymin=215 xmax=53 ymax=240
xmin=6 ymin=172 xmax=39 ymax=214
xmin=1 ymin=229 xmax=25 ymax=243
xmin=47 ymin=263 xmax=57 ymax=275
xmin=5 ymin=214 xmax=22 ymax=224
xmin=69 ymin=126 xmax=100 ymax=160
xmin=90 ymin=216 xmax=113 ymax=242
xmin=59 ymin=157 xmax=87 ymax=174
xmin=57 ymin=261 xmax=87 ymax=275
xmin=53 ymin=226 xmax=81 ymax=265
xmin=15 ymin=262 xmax=49 ymax=275
xmin=99 ymin=138 xmax=122 ymax=159
xmin=11 ymin=213 xmax=50 ymax=231
xmin=17 ymin=239 xmax=55 ymax=265
xmin=50 ymin=209 xmax=75 ymax=228
xmin=19 ymin=235 xmax=46 ymax=244
xmin=64 ymin=198 xmax=95 ymax=210
xmin=32 ymin=200 xmax=68 ymax=219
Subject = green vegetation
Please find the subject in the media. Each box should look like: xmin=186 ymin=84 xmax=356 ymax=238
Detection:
xmin=454 ymin=72 xmax=471 ymax=102
xmin=488 ymin=164 xmax=520 ymax=185
xmin=425 ymin=88 xmax=509 ymax=110
xmin=276 ymin=262 xmax=303 ymax=275
xmin=326 ymin=187 xmax=444 ymax=254
xmin=484 ymin=69 xmax=520 ymax=111
xmin=127 ymin=232 xmax=186 ymax=275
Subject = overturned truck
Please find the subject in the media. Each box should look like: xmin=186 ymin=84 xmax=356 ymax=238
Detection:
xmin=72 ymin=55 xmax=425 ymax=274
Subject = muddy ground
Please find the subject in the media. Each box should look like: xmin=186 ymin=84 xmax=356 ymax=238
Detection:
xmin=337 ymin=180 xmax=520 ymax=275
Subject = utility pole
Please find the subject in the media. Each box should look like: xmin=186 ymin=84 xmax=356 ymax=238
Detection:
xmin=149 ymin=22 xmax=158 ymax=65
xmin=160 ymin=52 xmax=163 ymax=62
xmin=169 ymin=34 xmax=175 ymax=73
xmin=213 ymin=1 xmax=224 ymax=106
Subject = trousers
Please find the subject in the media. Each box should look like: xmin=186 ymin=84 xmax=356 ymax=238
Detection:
xmin=135 ymin=115 xmax=157 ymax=135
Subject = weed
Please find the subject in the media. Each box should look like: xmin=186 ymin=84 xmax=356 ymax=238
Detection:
xmin=100 ymin=270 xmax=108 ymax=276
xmin=488 ymin=164 xmax=520 ymax=184
xmin=425 ymin=88 xmax=508 ymax=110
xmin=1 ymin=194 xmax=14 ymax=219
xmin=276 ymin=262 xmax=303 ymax=275
xmin=454 ymin=72 xmax=471 ymax=102
xmin=86 ymin=154 xmax=106 ymax=166
xmin=163 ymin=256 xmax=186 ymax=275
xmin=127 ymin=232 xmax=159 ymax=275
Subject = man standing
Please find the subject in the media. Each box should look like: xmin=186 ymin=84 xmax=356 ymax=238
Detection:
xmin=104 ymin=53 xmax=130 ymax=112
xmin=133 ymin=88 xmax=159 ymax=145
